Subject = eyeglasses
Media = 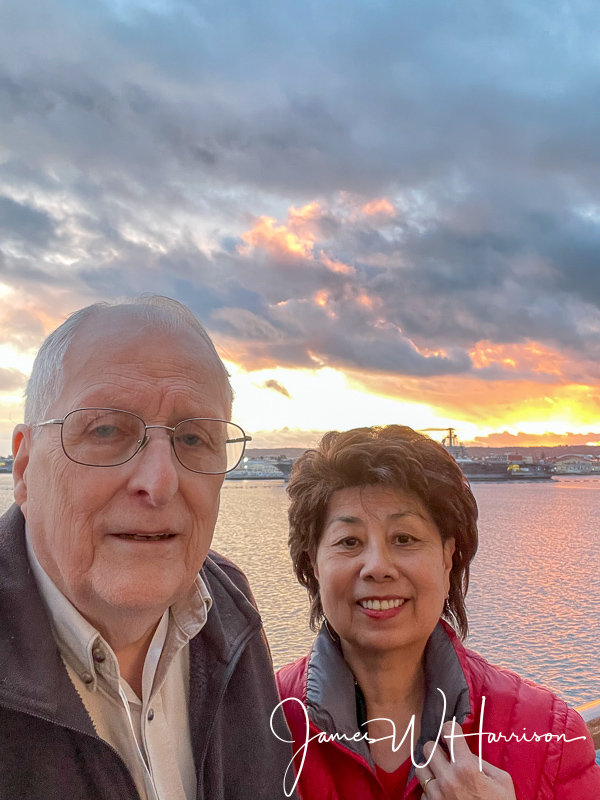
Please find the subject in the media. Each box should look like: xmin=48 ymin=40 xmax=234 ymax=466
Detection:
xmin=33 ymin=408 xmax=252 ymax=474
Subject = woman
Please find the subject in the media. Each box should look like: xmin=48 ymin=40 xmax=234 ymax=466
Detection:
xmin=276 ymin=425 xmax=600 ymax=800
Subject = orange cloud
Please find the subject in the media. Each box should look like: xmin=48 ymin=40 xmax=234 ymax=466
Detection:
xmin=240 ymin=215 xmax=315 ymax=258
xmin=288 ymin=201 xmax=321 ymax=227
xmin=314 ymin=290 xmax=328 ymax=307
xmin=313 ymin=290 xmax=337 ymax=319
xmin=217 ymin=323 xmax=600 ymax=446
xmin=469 ymin=340 xmax=565 ymax=377
xmin=240 ymin=202 xmax=359 ymax=280
xmin=0 ymin=290 xmax=79 ymax=352
xmin=412 ymin=344 xmax=449 ymax=358
xmin=345 ymin=356 xmax=600 ymax=440
xmin=468 ymin=431 xmax=600 ymax=448
xmin=321 ymin=254 xmax=355 ymax=275
xmin=356 ymin=293 xmax=374 ymax=309
xmin=362 ymin=198 xmax=395 ymax=217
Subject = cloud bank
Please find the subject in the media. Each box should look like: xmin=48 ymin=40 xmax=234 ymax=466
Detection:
xmin=2 ymin=0 xmax=600 ymax=432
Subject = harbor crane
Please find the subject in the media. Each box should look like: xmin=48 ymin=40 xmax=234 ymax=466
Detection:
xmin=419 ymin=427 xmax=461 ymax=448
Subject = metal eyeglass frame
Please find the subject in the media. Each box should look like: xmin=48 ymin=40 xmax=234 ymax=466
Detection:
xmin=32 ymin=407 xmax=252 ymax=475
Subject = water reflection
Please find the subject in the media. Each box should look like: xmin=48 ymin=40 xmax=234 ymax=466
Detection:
xmin=214 ymin=478 xmax=600 ymax=707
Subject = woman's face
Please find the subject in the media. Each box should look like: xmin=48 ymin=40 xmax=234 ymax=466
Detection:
xmin=314 ymin=484 xmax=455 ymax=661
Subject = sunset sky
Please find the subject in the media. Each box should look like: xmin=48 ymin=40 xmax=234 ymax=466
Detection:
xmin=2 ymin=0 xmax=600 ymax=452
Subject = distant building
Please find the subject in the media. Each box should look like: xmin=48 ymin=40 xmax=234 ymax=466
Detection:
xmin=225 ymin=459 xmax=286 ymax=480
xmin=553 ymin=455 xmax=600 ymax=474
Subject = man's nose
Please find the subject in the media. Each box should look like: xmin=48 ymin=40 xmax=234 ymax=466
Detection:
xmin=127 ymin=430 xmax=179 ymax=507
xmin=360 ymin=539 xmax=399 ymax=582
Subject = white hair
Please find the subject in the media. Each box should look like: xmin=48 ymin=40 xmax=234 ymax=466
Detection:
xmin=24 ymin=294 xmax=233 ymax=425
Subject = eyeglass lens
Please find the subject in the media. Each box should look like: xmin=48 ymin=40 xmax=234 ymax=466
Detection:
xmin=61 ymin=409 xmax=246 ymax=473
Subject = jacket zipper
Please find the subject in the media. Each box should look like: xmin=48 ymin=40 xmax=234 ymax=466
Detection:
xmin=195 ymin=621 xmax=262 ymax=800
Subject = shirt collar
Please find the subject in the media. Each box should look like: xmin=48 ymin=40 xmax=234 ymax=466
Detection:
xmin=25 ymin=526 xmax=212 ymax=693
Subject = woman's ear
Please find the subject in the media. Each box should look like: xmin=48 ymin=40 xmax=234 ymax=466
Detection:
xmin=311 ymin=550 xmax=320 ymax=582
xmin=442 ymin=537 xmax=455 ymax=599
xmin=443 ymin=537 xmax=455 ymax=578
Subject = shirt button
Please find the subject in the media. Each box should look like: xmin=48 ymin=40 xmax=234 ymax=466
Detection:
xmin=92 ymin=646 xmax=106 ymax=664
xmin=147 ymin=709 xmax=155 ymax=722
xmin=82 ymin=672 xmax=94 ymax=685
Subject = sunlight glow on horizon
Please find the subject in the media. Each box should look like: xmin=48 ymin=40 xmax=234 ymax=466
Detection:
xmin=221 ymin=361 xmax=600 ymax=449
xmin=0 ymin=358 xmax=598 ymax=453
xmin=227 ymin=362 xmax=480 ymax=442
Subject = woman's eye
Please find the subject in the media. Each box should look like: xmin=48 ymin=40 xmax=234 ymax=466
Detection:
xmin=393 ymin=534 xmax=415 ymax=545
xmin=337 ymin=536 xmax=360 ymax=548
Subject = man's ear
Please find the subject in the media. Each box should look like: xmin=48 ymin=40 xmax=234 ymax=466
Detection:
xmin=12 ymin=425 xmax=31 ymax=514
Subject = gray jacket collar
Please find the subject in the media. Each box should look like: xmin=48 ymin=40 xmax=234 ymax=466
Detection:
xmin=305 ymin=622 xmax=471 ymax=769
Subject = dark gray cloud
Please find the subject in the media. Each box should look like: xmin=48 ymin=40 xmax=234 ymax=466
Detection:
xmin=0 ymin=196 xmax=55 ymax=248
xmin=263 ymin=380 xmax=291 ymax=398
xmin=2 ymin=0 xmax=600 ymax=380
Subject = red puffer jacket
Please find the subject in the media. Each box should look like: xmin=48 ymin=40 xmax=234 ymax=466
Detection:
xmin=275 ymin=621 xmax=600 ymax=800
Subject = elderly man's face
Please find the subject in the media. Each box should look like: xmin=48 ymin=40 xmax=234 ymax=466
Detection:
xmin=13 ymin=313 xmax=229 ymax=626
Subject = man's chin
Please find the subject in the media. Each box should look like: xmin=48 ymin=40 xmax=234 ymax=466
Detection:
xmin=88 ymin=573 xmax=187 ymax=618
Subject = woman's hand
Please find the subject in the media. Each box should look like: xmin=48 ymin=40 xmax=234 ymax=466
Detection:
xmin=416 ymin=722 xmax=517 ymax=800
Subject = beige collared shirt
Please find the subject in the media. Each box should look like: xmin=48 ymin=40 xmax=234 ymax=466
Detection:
xmin=26 ymin=531 xmax=212 ymax=800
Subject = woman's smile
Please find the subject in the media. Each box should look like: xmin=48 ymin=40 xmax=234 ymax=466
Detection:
xmin=357 ymin=595 xmax=408 ymax=619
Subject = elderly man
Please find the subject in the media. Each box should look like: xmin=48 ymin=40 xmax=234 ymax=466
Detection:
xmin=0 ymin=296 xmax=296 ymax=800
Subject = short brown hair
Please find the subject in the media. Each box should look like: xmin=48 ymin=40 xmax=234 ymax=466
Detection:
xmin=287 ymin=425 xmax=478 ymax=639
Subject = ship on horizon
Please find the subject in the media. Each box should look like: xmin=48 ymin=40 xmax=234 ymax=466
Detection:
xmin=424 ymin=428 xmax=554 ymax=482
xmin=242 ymin=430 xmax=557 ymax=484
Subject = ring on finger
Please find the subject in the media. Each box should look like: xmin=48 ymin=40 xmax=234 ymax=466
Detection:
xmin=423 ymin=776 xmax=435 ymax=797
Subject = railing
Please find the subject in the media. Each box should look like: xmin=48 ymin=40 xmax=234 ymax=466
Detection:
xmin=578 ymin=699 xmax=600 ymax=749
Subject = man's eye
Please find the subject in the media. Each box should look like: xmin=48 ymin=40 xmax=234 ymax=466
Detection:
xmin=177 ymin=434 xmax=204 ymax=448
xmin=91 ymin=425 xmax=120 ymax=439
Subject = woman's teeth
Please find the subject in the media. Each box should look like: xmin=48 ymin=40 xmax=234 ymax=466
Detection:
xmin=360 ymin=598 xmax=405 ymax=610
xmin=118 ymin=533 xmax=173 ymax=541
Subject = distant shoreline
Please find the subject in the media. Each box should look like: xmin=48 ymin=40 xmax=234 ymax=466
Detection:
xmin=246 ymin=444 xmax=600 ymax=459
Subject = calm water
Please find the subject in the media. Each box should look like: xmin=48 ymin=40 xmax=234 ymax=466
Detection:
xmin=2 ymin=475 xmax=599 ymax=707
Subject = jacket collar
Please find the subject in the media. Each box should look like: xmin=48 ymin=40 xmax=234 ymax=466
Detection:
xmin=0 ymin=504 xmax=97 ymax=733
xmin=305 ymin=620 xmax=471 ymax=768
xmin=196 ymin=551 xmax=262 ymax=663
xmin=188 ymin=551 xmax=264 ymax=764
